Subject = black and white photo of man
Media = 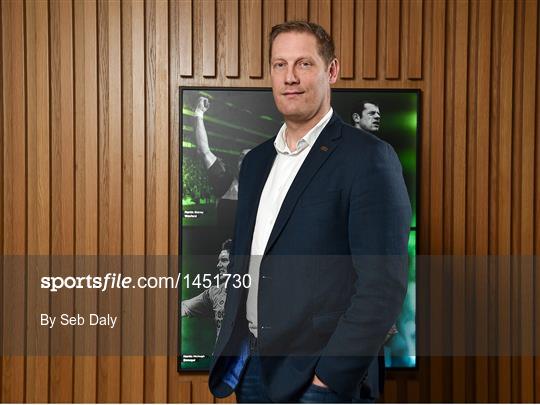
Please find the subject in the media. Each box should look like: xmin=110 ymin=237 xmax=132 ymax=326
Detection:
xmin=181 ymin=239 xmax=232 ymax=339
xmin=352 ymin=101 xmax=381 ymax=133
xmin=193 ymin=97 xmax=250 ymax=233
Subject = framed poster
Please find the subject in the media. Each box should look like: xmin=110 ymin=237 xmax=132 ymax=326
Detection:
xmin=179 ymin=87 xmax=419 ymax=371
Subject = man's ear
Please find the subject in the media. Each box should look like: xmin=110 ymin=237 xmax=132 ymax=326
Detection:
xmin=328 ymin=58 xmax=339 ymax=84
xmin=352 ymin=113 xmax=360 ymax=123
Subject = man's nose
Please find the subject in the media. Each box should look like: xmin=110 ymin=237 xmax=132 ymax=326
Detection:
xmin=285 ymin=67 xmax=299 ymax=84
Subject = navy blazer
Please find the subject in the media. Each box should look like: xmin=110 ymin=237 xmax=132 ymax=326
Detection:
xmin=208 ymin=113 xmax=412 ymax=402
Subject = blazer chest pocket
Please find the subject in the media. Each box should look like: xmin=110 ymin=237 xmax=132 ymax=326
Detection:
xmin=300 ymin=190 xmax=341 ymax=208
xmin=312 ymin=310 xmax=345 ymax=334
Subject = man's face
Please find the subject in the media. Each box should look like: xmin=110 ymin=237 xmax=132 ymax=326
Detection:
xmin=356 ymin=103 xmax=381 ymax=132
xmin=270 ymin=32 xmax=337 ymax=123
xmin=216 ymin=250 xmax=230 ymax=276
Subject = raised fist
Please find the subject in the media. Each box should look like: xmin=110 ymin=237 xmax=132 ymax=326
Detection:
xmin=195 ymin=96 xmax=210 ymax=116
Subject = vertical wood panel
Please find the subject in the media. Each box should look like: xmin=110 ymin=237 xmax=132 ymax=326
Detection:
xmin=145 ymin=0 xmax=168 ymax=401
xmin=1 ymin=0 xmax=26 ymax=402
xmin=25 ymin=0 xmax=50 ymax=401
xmin=451 ymin=1 xmax=468 ymax=401
xmin=286 ymin=0 xmax=308 ymax=21
xmin=465 ymin=1 xmax=478 ymax=401
xmin=535 ymin=1 xmax=540 ymax=398
xmin=443 ymin=0 xmax=454 ymax=252
xmin=121 ymin=0 xmax=145 ymax=402
xmin=429 ymin=0 xmax=445 ymax=402
xmin=497 ymin=0 xmax=514 ymax=401
xmin=406 ymin=379 xmax=420 ymax=402
xmin=308 ymin=0 xmax=331 ymax=34
xmin=510 ymin=1 xmax=524 ymax=399
xmin=168 ymin=0 xmax=181 ymax=399
xmin=179 ymin=0 xmax=193 ymax=77
xmin=245 ymin=0 xmax=262 ymax=78
xmin=202 ymin=0 xmax=216 ymax=77
xmin=177 ymin=381 xmax=192 ymax=403
xmin=416 ymin=1 xmax=431 ymax=402
xmin=49 ymin=0 xmax=75 ymax=401
xmin=263 ymin=0 xmax=285 ymax=98
xmin=1 ymin=0 xmax=26 ymax=256
xmin=376 ymin=0 xmax=386 ymax=81
xmin=385 ymin=0 xmax=400 ymax=79
xmin=488 ymin=2 xmax=502 ymax=401
xmin=408 ymin=0 xmax=423 ymax=79
xmin=340 ymin=0 xmax=354 ymax=79
xmin=362 ymin=0 xmax=377 ymax=79
xmin=97 ymin=0 xmax=122 ymax=401
xmin=442 ymin=1 xmax=454 ymax=401
xmin=474 ymin=0 xmax=491 ymax=401
xmin=354 ymin=0 xmax=364 ymax=86
xmin=511 ymin=0 xmax=524 ymax=255
xmin=426 ymin=2 xmax=446 ymax=255
xmin=533 ymin=2 xmax=540 ymax=402
xmin=381 ymin=379 xmax=397 ymax=403
xmin=331 ymin=0 xmax=341 ymax=74
xmin=467 ymin=19 xmax=476 ymax=401
xmin=225 ymin=0 xmax=239 ymax=78
xmin=518 ymin=0 xmax=536 ymax=402
xmin=192 ymin=380 xmax=215 ymax=403
xmin=73 ymin=0 xmax=98 ymax=401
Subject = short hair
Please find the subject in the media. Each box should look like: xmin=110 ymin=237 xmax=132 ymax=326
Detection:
xmin=221 ymin=239 xmax=233 ymax=253
xmin=269 ymin=21 xmax=336 ymax=66
xmin=356 ymin=100 xmax=379 ymax=114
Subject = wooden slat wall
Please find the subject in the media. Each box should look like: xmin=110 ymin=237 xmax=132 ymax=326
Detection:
xmin=145 ymin=0 xmax=169 ymax=402
xmin=97 ymin=0 xmax=122 ymax=401
xmin=73 ymin=0 xmax=98 ymax=402
xmin=474 ymin=0 xmax=491 ymax=401
xmin=121 ymin=0 xmax=145 ymax=402
xmin=26 ymin=0 xmax=50 ymax=401
xmin=49 ymin=0 xmax=75 ymax=401
xmin=2 ymin=0 xmax=25 ymax=402
xmin=1 ymin=0 xmax=539 ymax=402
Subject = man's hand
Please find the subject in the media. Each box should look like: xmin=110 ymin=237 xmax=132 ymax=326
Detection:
xmin=194 ymin=96 xmax=209 ymax=117
xmin=312 ymin=374 xmax=329 ymax=388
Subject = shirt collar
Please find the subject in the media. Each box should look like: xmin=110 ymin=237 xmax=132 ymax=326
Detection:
xmin=274 ymin=108 xmax=333 ymax=155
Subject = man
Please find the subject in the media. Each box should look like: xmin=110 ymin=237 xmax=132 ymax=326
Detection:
xmin=193 ymin=96 xmax=250 ymax=233
xmin=352 ymin=101 xmax=381 ymax=133
xmin=208 ymin=21 xmax=411 ymax=403
xmin=181 ymin=239 xmax=233 ymax=339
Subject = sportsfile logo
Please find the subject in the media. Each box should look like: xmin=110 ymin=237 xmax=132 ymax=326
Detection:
xmin=40 ymin=273 xmax=182 ymax=292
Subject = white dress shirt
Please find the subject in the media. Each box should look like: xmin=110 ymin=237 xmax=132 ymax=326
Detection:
xmin=246 ymin=108 xmax=334 ymax=337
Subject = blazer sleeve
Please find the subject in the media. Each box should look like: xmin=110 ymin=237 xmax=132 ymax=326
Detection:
xmin=314 ymin=141 xmax=412 ymax=397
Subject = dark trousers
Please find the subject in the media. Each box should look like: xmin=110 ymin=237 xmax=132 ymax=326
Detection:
xmin=235 ymin=334 xmax=377 ymax=403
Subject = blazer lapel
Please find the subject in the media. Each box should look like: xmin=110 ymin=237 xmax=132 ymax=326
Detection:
xmin=263 ymin=114 xmax=343 ymax=255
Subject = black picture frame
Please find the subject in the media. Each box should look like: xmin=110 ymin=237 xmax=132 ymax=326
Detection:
xmin=178 ymin=86 xmax=421 ymax=372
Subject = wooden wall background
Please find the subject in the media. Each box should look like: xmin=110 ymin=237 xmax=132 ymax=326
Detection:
xmin=1 ymin=0 xmax=539 ymax=402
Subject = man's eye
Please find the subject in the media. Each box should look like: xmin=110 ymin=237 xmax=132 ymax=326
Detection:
xmin=300 ymin=61 xmax=312 ymax=68
xmin=274 ymin=63 xmax=285 ymax=69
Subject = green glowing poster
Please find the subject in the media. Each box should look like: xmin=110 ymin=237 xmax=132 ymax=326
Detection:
xmin=179 ymin=88 xmax=419 ymax=371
